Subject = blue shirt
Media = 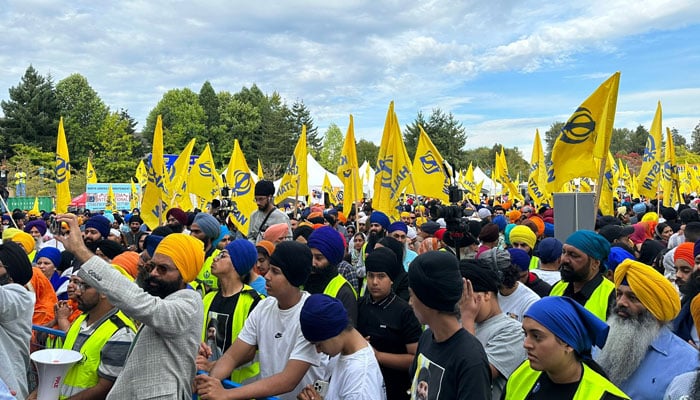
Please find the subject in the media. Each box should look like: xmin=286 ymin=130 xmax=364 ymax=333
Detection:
xmin=403 ymin=249 xmax=418 ymax=272
xmin=619 ymin=326 xmax=699 ymax=400
xmin=249 ymin=275 xmax=267 ymax=296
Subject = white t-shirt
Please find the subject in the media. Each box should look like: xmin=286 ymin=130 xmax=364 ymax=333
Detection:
xmin=325 ymin=344 xmax=386 ymax=400
xmin=238 ymin=292 xmax=323 ymax=400
xmin=533 ymin=269 xmax=561 ymax=286
xmin=498 ymin=283 xmax=540 ymax=322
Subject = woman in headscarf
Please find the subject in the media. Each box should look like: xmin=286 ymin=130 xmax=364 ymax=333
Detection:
xmin=34 ymin=247 xmax=68 ymax=300
xmin=653 ymin=222 xmax=673 ymax=247
xmin=349 ymin=232 xmax=366 ymax=270
xmin=503 ymin=296 xmax=630 ymax=399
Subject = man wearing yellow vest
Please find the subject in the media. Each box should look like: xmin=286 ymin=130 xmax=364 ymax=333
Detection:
xmin=14 ymin=167 xmax=26 ymax=197
xmin=190 ymin=212 xmax=221 ymax=294
xmin=28 ymin=273 xmax=136 ymax=399
xmin=305 ymin=226 xmax=358 ymax=325
xmin=549 ymin=230 xmax=615 ymax=321
xmin=196 ymin=239 xmax=263 ymax=384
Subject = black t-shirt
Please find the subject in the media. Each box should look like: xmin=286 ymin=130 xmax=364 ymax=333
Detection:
xmin=409 ymin=327 xmax=491 ymax=400
xmin=206 ymin=290 xmax=261 ymax=357
xmin=358 ymin=293 xmax=422 ymax=399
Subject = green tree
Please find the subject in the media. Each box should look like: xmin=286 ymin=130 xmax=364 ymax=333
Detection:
xmin=404 ymin=109 xmax=468 ymax=169
xmin=56 ymin=74 xmax=109 ymax=168
xmin=213 ymin=91 xmax=261 ymax=165
xmin=7 ymin=144 xmax=56 ymax=197
xmin=356 ymin=139 xmax=379 ymax=165
xmin=288 ymin=100 xmax=321 ymax=156
xmin=258 ymin=93 xmax=294 ymax=179
xmin=199 ymin=81 xmax=220 ymax=141
xmin=143 ymin=88 xmax=207 ymax=154
xmin=0 ymin=65 xmax=59 ymax=155
xmin=93 ymin=111 xmax=139 ymax=182
xmin=543 ymin=122 xmax=565 ymax=160
xmin=691 ymin=122 xmax=700 ymax=153
xmin=318 ymin=123 xmax=344 ymax=172
xmin=630 ymin=125 xmax=650 ymax=156
xmin=670 ymin=128 xmax=686 ymax=148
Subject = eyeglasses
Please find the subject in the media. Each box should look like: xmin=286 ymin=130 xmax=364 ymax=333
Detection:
xmin=145 ymin=261 xmax=179 ymax=275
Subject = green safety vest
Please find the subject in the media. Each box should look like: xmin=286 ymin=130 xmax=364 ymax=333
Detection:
xmin=193 ymin=249 xmax=221 ymax=296
xmin=504 ymin=360 xmax=630 ymax=400
xmin=549 ymin=277 xmax=615 ymax=321
xmin=202 ymin=284 xmax=263 ymax=383
xmin=324 ymin=274 xmax=357 ymax=299
xmin=60 ymin=310 xmax=136 ymax=399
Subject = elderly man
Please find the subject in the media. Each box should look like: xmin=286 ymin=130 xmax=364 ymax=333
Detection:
xmin=596 ymin=259 xmax=699 ymax=400
xmin=549 ymin=230 xmax=615 ymax=321
xmin=57 ymin=213 xmax=205 ymax=400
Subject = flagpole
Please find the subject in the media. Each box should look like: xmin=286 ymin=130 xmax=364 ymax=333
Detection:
xmin=0 ymin=195 xmax=18 ymax=228
xmin=293 ymin=174 xmax=300 ymax=220
xmin=593 ymin=156 xmax=607 ymax=222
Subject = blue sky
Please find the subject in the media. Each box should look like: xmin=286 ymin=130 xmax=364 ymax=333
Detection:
xmin=1 ymin=0 xmax=699 ymax=162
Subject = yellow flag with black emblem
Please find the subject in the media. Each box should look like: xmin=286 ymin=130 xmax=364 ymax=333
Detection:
xmin=337 ymin=115 xmax=360 ymax=214
xmin=546 ymin=72 xmax=621 ymax=193
xmin=55 ymin=117 xmax=71 ymax=213
xmin=323 ymin=173 xmax=338 ymax=205
xmin=662 ymin=127 xmax=678 ymax=207
xmin=276 ymin=126 xmax=308 ymax=204
xmin=637 ymin=102 xmax=663 ymax=199
xmin=257 ymin=159 xmax=264 ymax=181
xmin=130 ymin=180 xmax=139 ymax=210
xmin=495 ymin=147 xmax=522 ymax=200
xmin=105 ymin=184 xmax=116 ymax=213
xmin=597 ymin=152 xmax=616 ymax=216
xmin=86 ymin=158 xmax=97 ymax=184
xmin=463 ymin=163 xmax=478 ymax=203
xmin=412 ymin=126 xmax=449 ymax=202
xmin=141 ymin=115 xmax=169 ymax=228
xmin=135 ymin=159 xmax=148 ymax=187
xmin=224 ymin=139 xmax=256 ymax=235
xmin=167 ymin=138 xmax=196 ymax=210
xmin=528 ymin=130 xmax=549 ymax=206
xmin=188 ymin=143 xmax=223 ymax=207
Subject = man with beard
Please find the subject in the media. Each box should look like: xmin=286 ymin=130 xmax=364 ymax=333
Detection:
xmin=247 ymin=180 xmax=291 ymax=244
xmin=190 ymin=212 xmax=221 ymax=294
xmin=83 ymin=214 xmax=111 ymax=244
xmin=306 ymin=226 xmax=358 ymax=325
xmin=595 ymin=259 xmax=699 ymax=400
xmin=361 ymin=210 xmax=390 ymax=261
xmin=550 ymin=230 xmax=615 ymax=321
xmin=124 ymin=214 xmax=143 ymax=250
xmin=57 ymin=213 xmax=205 ymax=400
xmin=165 ymin=207 xmax=188 ymax=233
xmin=28 ymin=273 xmax=136 ymax=399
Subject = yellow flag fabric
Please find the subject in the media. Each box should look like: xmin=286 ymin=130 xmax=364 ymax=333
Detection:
xmin=495 ymin=147 xmax=522 ymax=201
xmin=55 ymin=117 xmax=71 ymax=214
xmin=463 ymin=164 xmax=479 ymax=203
xmin=275 ymin=126 xmax=309 ymax=203
xmin=337 ymin=115 xmax=361 ymax=214
xmin=412 ymin=126 xmax=449 ymax=202
xmin=637 ymin=102 xmax=663 ymax=199
xmin=323 ymin=173 xmax=338 ymax=205
xmin=105 ymin=184 xmax=116 ymax=213
xmin=662 ymin=127 xmax=678 ymax=207
xmin=224 ymin=139 xmax=256 ymax=236
xmin=597 ymin=152 xmax=616 ymax=216
xmin=372 ymin=102 xmax=412 ymax=218
xmin=528 ymin=130 xmax=549 ymax=206
xmin=135 ymin=160 xmax=148 ymax=187
xmin=188 ymin=143 xmax=222 ymax=205
xmin=257 ymin=159 xmax=264 ymax=181
xmin=31 ymin=197 xmax=40 ymax=215
xmin=86 ymin=159 xmax=97 ymax=184
xmin=474 ymin=180 xmax=484 ymax=203
xmin=141 ymin=115 xmax=168 ymax=228
xmin=167 ymin=138 xmax=196 ymax=210
xmin=546 ymin=72 xmax=621 ymax=193
xmin=130 ymin=180 xmax=139 ymax=211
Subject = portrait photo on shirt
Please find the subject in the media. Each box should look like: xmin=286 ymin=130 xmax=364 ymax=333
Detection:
xmin=410 ymin=355 xmax=445 ymax=400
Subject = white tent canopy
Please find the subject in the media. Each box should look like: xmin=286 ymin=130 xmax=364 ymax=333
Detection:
xmin=473 ymin=166 xmax=501 ymax=195
xmin=274 ymin=154 xmax=344 ymax=204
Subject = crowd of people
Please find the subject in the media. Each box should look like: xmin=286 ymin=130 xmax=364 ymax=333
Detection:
xmin=1 ymin=179 xmax=700 ymax=399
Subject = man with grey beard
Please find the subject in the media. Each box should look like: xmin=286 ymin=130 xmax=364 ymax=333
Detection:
xmin=595 ymin=259 xmax=699 ymax=400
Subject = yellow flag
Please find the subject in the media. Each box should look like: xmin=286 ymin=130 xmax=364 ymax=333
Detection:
xmin=105 ymin=184 xmax=116 ymax=213
xmin=55 ymin=117 xmax=71 ymax=213
xmin=224 ymin=139 xmax=256 ymax=236
xmin=86 ymin=158 xmax=97 ymax=184
xmin=662 ymin=127 xmax=678 ymax=207
xmin=495 ymin=147 xmax=522 ymax=200
xmin=637 ymin=102 xmax=663 ymax=199
xmin=474 ymin=180 xmax=484 ymax=203
xmin=463 ymin=163 xmax=479 ymax=203
xmin=546 ymin=72 xmax=621 ymax=193
xmin=130 ymin=180 xmax=139 ymax=210
xmin=167 ymin=138 xmax=196 ymax=209
xmin=322 ymin=173 xmax=338 ymax=205
xmin=372 ymin=102 xmax=412 ymax=218
xmin=135 ymin=160 xmax=148 ymax=187
xmin=337 ymin=115 xmax=361 ymax=214
xmin=141 ymin=115 xmax=168 ymax=228
xmin=31 ymin=197 xmax=40 ymax=215
xmin=412 ymin=126 xmax=449 ymax=202
xmin=597 ymin=152 xmax=616 ymax=216
xmin=188 ymin=143 xmax=223 ymax=205
xmin=528 ymin=130 xmax=549 ymax=206
xmin=257 ymin=159 xmax=264 ymax=181
xmin=275 ymin=126 xmax=308 ymax=203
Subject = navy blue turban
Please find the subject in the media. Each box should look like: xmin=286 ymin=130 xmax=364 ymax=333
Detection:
xmin=300 ymin=294 xmax=349 ymax=342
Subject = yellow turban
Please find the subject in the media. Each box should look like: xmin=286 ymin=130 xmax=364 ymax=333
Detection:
xmin=614 ymin=259 xmax=680 ymax=322
xmin=508 ymin=225 xmax=536 ymax=248
xmin=154 ymin=234 xmax=205 ymax=283
xmin=2 ymin=227 xmax=21 ymax=241
xmin=400 ymin=211 xmax=410 ymax=218
xmin=692 ymin=295 xmax=700 ymax=337
xmin=641 ymin=212 xmax=658 ymax=223
xmin=9 ymin=231 xmax=35 ymax=255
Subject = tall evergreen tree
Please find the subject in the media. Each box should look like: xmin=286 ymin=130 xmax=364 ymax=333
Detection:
xmin=199 ymin=81 xmax=220 ymax=142
xmin=403 ymin=108 xmax=468 ymax=169
xmin=318 ymin=123 xmax=344 ymax=172
xmin=288 ymin=100 xmax=321 ymax=155
xmin=690 ymin=122 xmax=700 ymax=153
xmin=0 ymin=65 xmax=59 ymax=155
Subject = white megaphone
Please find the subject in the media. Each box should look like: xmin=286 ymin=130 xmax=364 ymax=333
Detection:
xmin=30 ymin=349 xmax=83 ymax=400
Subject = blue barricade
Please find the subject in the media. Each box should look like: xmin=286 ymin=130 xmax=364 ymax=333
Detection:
xmin=193 ymin=370 xmax=280 ymax=400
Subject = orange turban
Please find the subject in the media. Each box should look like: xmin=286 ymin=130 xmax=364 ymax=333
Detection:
xmin=674 ymin=242 xmax=695 ymax=266
xmin=508 ymin=210 xmax=521 ymax=223
xmin=614 ymin=259 xmax=680 ymax=322
xmin=691 ymin=294 xmax=700 ymax=337
xmin=529 ymin=215 xmax=545 ymax=237
xmin=263 ymin=223 xmax=290 ymax=243
xmin=154 ymin=234 xmax=205 ymax=283
xmin=112 ymin=251 xmax=140 ymax=279
xmin=10 ymin=231 xmax=35 ymax=254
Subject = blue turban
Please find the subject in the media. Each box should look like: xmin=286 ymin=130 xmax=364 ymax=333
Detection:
xmin=35 ymin=247 xmax=62 ymax=268
xmin=605 ymin=246 xmax=635 ymax=273
xmin=307 ymin=226 xmax=345 ymax=265
xmin=193 ymin=213 xmax=220 ymax=240
xmin=543 ymin=222 xmax=555 ymax=238
xmin=300 ymin=294 xmax=349 ymax=342
xmin=145 ymin=235 xmax=164 ymax=257
xmin=25 ymin=219 xmax=47 ymax=236
xmin=492 ymin=215 xmax=508 ymax=232
xmin=507 ymin=248 xmax=531 ymax=272
xmin=369 ymin=211 xmax=390 ymax=230
xmin=388 ymin=221 xmax=408 ymax=233
xmin=504 ymin=224 xmax=516 ymax=245
xmin=565 ymin=230 xmax=610 ymax=261
xmin=525 ymin=296 xmax=609 ymax=359
xmin=85 ymin=215 xmax=111 ymax=239
xmin=225 ymin=239 xmax=258 ymax=276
